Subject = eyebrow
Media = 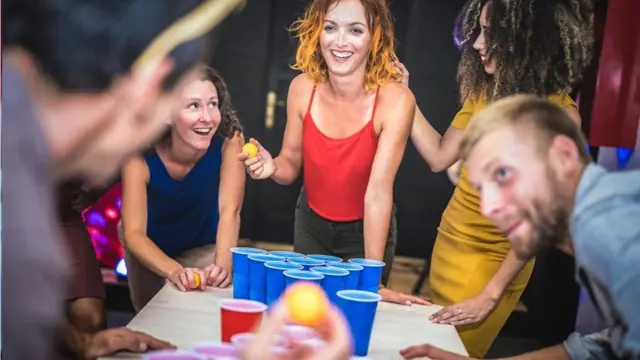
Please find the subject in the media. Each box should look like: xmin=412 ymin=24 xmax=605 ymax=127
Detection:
xmin=482 ymin=158 xmax=499 ymax=172
xmin=324 ymin=19 xmax=366 ymax=27
xmin=188 ymin=96 xmax=218 ymax=101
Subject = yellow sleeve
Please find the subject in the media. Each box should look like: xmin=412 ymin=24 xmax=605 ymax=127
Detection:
xmin=450 ymin=98 xmax=476 ymax=130
xmin=548 ymin=93 xmax=577 ymax=110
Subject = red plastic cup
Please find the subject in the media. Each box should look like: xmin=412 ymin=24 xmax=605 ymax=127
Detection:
xmin=219 ymin=299 xmax=267 ymax=342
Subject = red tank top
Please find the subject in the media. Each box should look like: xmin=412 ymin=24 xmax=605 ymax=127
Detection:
xmin=302 ymin=86 xmax=380 ymax=221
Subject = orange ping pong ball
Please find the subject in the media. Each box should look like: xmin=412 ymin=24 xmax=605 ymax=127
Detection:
xmin=242 ymin=143 xmax=258 ymax=159
xmin=284 ymin=282 xmax=328 ymax=327
xmin=192 ymin=272 xmax=201 ymax=289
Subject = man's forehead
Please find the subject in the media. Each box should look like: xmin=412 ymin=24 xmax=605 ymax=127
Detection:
xmin=467 ymin=128 xmax=534 ymax=173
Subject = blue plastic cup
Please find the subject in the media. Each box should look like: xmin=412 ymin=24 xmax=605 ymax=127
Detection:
xmin=248 ymin=254 xmax=285 ymax=303
xmin=283 ymin=269 xmax=324 ymax=287
xmin=231 ymin=247 xmax=268 ymax=299
xmin=348 ymin=258 xmax=385 ymax=293
xmin=306 ymin=254 xmax=343 ymax=263
xmin=269 ymin=250 xmax=306 ymax=260
xmin=264 ymin=261 xmax=303 ymax=306
xmin=310 ymin=266 xmax=349 ymax=306
xmin=326 ymin=261 xmax=363 ymax=290
xmin=337 ymin=290 xmax=382 ymax=357
xmin=288 ymin=257 xmax=325 ymax=270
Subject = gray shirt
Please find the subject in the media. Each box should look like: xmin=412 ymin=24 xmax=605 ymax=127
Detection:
xmin=2 ymin=61 xmax=70 ymax=359
xmin=563 ymin=164 xmax=640 ymax=359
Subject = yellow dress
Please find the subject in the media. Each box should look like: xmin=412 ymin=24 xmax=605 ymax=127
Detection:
xmin=429 ymin=93 xmax=577 ymax=357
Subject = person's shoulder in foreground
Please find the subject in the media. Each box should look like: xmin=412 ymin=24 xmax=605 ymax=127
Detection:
xmin=569 ymin=164 xmax=640 ymax=358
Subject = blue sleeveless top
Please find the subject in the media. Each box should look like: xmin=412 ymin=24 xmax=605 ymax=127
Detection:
xmin=144 ymin=135 xmax=224 ymax=258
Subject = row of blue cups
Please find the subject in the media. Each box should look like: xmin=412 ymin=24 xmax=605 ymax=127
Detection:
xmin=231 ymin=248 xmax=385 ymax=304
xmin=230 ymin=248 xmax=384 ymax=356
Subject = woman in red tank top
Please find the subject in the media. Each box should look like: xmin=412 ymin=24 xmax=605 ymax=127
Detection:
xmin=239 ymin=0 xmax=428 ymax=305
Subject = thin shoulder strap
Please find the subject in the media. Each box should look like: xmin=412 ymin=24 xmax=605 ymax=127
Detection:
xmin=305 ymin=85 xmax=317 ymax=117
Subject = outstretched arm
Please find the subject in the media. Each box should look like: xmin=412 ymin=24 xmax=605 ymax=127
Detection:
xmin=214 ymin=133 xmax=246 ymax=279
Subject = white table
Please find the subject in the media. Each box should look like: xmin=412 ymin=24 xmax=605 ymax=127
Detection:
xmin=100 ymin=284 xmax=468 ymax=359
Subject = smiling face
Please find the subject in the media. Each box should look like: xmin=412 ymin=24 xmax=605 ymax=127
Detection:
xmin=172 ymin=78 xmax=221 ymax=151
xmin=319 ymin=0 xmax=371 ymax=78
xmin=472 ymin=3 xmax=496 ymax=75
xmin=466 ymin=127 xmax=580 ymax=260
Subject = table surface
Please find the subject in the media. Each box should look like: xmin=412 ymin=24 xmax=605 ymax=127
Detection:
xmin=99 ymin=284 xmax=468 ymax=360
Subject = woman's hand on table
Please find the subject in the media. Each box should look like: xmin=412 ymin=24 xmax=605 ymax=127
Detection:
xmin=429 ymin=292 xmax=497 ymax=326
xmin=379 ymin=287 xmax=432 ymax=306
xmin=400 ymin=344 xmax=475 ymax=360
xmin=241 ymin=300 xmax=352 ymax=360
xmin=166 ymin=267 xmax=207 ymax=292
xmin=204 ymin=263 xmax=231 ymax=288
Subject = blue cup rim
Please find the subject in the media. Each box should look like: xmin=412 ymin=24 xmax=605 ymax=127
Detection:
xmin=348 ymin=258 xmax=385 ymax=267
xmin=283 ymin=269 xmax=324 ymax=280
xmin=306 ymin=254 xmax=343 ymax=262
xmin=326 ymin=262 xmax=364 ymax=271
xmin=289 ymin=257 xmax=325 ymax=265
xmin=309 ymin=266 xmax=349 ymax=276
xmin=231 ymin=247 xmax=267 ymax=255
xmin=248 ymin=254 xmax=285 ymax=262
xmin=337 ymin=290 xmax=382 ymax=302
xmin=269 ymin=251 xmax=306 ymax=258
xmin=264 ymin=261 xmax=303 ymax=271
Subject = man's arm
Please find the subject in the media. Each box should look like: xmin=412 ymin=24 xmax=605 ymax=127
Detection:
xmin=61 ymin=319 xmax=176 ymax=359
xmin=573 ymin=198 xmax=640 ymax=356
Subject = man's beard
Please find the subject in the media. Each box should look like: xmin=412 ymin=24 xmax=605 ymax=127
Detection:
xmin=514 ymin=173 xmax=573 ymax=261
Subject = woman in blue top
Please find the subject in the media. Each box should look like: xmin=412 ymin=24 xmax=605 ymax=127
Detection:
xmin=120 ymin=67 xmax=245 ymax=312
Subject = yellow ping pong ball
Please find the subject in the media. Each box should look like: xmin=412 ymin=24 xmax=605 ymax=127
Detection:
xmin=242 ymin=143 xmax=258 ymax=159
xmin=192 ymin=272 xmax=201 ymax=289
xmin=284 ymin=282 xmax=328 ymax=327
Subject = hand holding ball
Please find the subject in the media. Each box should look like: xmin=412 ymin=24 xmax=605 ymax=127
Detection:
xmin=284 ymin=282 xmax=329 ymax=327
xmin=242 ymin=143 xmax=258 ymax=159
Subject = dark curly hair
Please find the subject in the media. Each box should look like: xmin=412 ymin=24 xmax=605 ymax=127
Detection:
xmin=454 ymin=0 xmax=594 ymax=103
xmin=156 ymin=66 xmax=242 ymax=146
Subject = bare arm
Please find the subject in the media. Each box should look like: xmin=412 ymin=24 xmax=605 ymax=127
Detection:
xmin=411 ymin=106 xmax=466 ymax=172
xmin=121 ymin=155 xmax=182 ymax=278
xmin=215 ymin=133 xmax=246 ymax=272
xmin=270 ymin=75 xmax=307 ymax=185
xmin=364 ymin=87 xmax=416 ymax=261
xmin=482 ymin=249 xmax=528 ymax=300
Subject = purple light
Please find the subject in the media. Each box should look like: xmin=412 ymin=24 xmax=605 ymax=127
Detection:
xmin=86 ymin=211 xmax=106 ymax=227
xmin=617 ymin=147 xmax=633 ymax=169
xmin=115 ymin=198 xmax=122 ymax=209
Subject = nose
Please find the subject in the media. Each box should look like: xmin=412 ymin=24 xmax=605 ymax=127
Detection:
xmin=201 ymin=106 xmax=213 ymax=123
xmin=473 ymin=32 xmax=484 ymax=51
xmin=336 ymin=29 xmax=348 ymax=48
xmin=480 ymin=184 xmax=504 ymax=219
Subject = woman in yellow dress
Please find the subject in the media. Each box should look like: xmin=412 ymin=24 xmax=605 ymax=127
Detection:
xmin=397 ymin=0 xmax=593 ymax=357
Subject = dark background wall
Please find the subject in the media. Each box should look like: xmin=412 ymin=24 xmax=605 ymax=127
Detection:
xmin=211 ymin=0 xmax=467 ymax=258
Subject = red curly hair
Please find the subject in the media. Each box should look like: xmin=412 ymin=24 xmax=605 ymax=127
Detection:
xmin=289 ymin=0 xmax=401 ymax=91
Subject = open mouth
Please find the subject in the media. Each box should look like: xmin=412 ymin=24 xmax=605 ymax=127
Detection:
xmin=193 ymin=128 xmax=213 ymax=136
xmin=330 ymin=50 xmax=353 ymax=63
